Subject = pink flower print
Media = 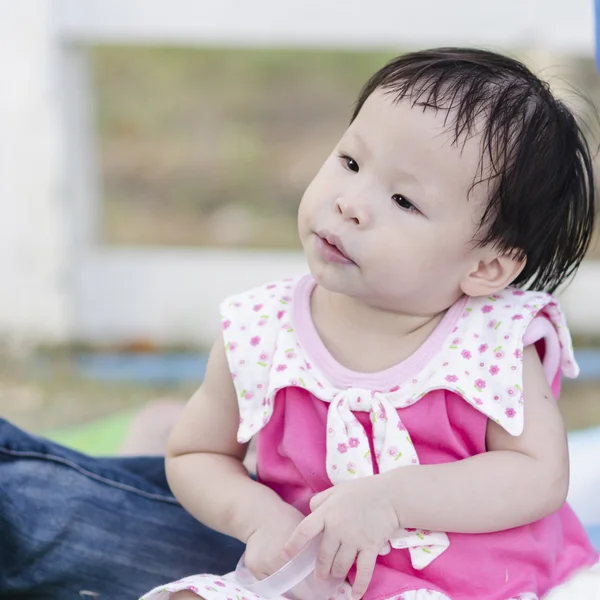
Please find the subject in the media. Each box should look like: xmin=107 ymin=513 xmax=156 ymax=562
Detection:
xmin=281 ymin=295 xmax=292 ymax=303
xmin=505 ymin=407 xmax=516 ymax=418
xmin=243 ymin=391 xmax=254 ymax=400
xmin=276 ymin=364 xmax=287 ymax=372
xmin=378 ymin=406 xmax=387 ymax=420
xmin=250 ymin=336 xmax=261 ymax=347
xmin=257 ymin=383 xmax=263 ymax=389
xmin=258 ymin=319 xmax=267 ymax=327
xmin=259 ymin=352 xmax=269 ymax=361
xmin=443 ymin=362 xmax=449 ymax=367
xmin=474 ymin=378 xmax=486 ymax=391
xmin=487 ymin=319 xmax=498 ymax=329
xmin=187 ymin=586 xmax=199 ymax=593
xmin=514 ymin=348 xmax=522 ymax=359
xmin=507 ymin=387 xmax=515 ymax=396
xmin=479 ymin=362 xmax=484 ymax=367
xmin=489 ymin=365 xmax=500 ymax=376
xmin=347 ymin=461 xmax=357 ymax=475
xmin=305 ymin=361 xmax=312 ymax=370
xmin=512 ymin=290 xmax=525 ymax=296
xmin=239 ymin=359 xmax=246 ymax=365
xmin=452 ymin=326 xmax=458 ymax=333
xmin=290 ymin=379 xmax=299 ymax=386
xmin=233 ymin=302 xmax=242 ymax=307
xmin=387 ymin=446 xmax=399 ymax=457
xmin=481 ymin=305 xmax=494 ymax=313
xmin=214 ymin=581 xmax=226 ymax=588
xmin=464 ymin=371 xmax=470 ymax=376
xmin=495 ymin=350 xmax=504 ymax=359
xmin=229 ymin=342 xmax=238 ymax=352
xmin=276 ymin=310 xmax=286 ymax=320
xmin=461 ymin=349 xmax=472 ymax=360
xmin=473 ymin=397 xmax=483 ymax=405
xmin=266 ymin=284 xmax=277 ymax=289
xmin=241 ymin=325 xmax=247 ymax=331
xmin=349 ymin=437 xmax=360 ymax=448
xmin=286 ymin=351 xmax=296 ymax=359
xmin=494 ymin=395 xmax=499 ymax=401
xmin=397 ymin=420 xmax=406 ymax=431
xmin=222 ymin=319 xmax=231 ymax=330
xmin=389 ymin=385 xmax=400 ymax=393
xmin=253 ymin=304 xmax=263 ymax=312
xmin=451 ymin=337 xmax=462 ymax=346
xmin=328 ymin=427 xmax=333 ymax=434
xmin=445 ymin=374 xmax=459 ymax=383
xmin=478 ymin=344 xmax=488 ymax=353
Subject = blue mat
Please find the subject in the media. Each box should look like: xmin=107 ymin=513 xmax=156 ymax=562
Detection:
xmin=74 ymin=352 xmax=208 ymax=384
xmin=589 ymin=525 xmax=600 ymax=551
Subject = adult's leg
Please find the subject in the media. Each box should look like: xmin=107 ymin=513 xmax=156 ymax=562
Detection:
xmin=0 ymin=419 xmax=244 ymax=600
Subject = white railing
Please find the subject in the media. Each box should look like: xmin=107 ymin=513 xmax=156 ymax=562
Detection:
xmin=0 ymin=0 xmax=597 ymax=347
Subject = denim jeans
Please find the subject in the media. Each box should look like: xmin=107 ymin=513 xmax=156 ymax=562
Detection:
xmin=0 ymin=419 xmax=244 ymax=600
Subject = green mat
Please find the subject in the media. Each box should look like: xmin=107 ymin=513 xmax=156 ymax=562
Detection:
xmin=46 ymin=409 xmax=137 ymax=455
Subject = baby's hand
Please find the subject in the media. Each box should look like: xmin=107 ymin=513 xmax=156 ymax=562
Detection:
xmin=244 ymin=503 xmax=305 ymax=581
xmin=284 ymin=475 xmax=399 ymax=600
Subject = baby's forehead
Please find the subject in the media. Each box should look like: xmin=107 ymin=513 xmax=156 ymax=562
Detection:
xmin=349 ymin=91 xmax=489 ymax=195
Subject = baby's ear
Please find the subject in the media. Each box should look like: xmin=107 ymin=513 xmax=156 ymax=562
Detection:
xmin=460 ymin=249 xmax=526 ymax=297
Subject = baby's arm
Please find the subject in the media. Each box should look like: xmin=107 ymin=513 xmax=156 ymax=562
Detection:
xmin=165 ymin=336 xmax=292 ymax=544
xmin=386 ymin=345 xmax=569 ymax=533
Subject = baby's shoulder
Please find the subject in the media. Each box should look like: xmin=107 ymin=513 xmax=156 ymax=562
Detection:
xmin=458 ymin=287 xmax=558 ymax=342
xmin=219 ymin=276 xmax=306 ymax=354
xmin=220 ymin=276 xmax=303 ymax=321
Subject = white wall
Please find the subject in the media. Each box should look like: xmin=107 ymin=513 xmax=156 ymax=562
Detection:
xmin=0 ymin=0 xmax=69 ymax=346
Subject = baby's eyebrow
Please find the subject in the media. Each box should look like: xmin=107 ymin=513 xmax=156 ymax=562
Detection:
xmin=344 ymin=132 xmax=371 ymax=157
xmin=345 ymin=130 xmax=423 ymax=190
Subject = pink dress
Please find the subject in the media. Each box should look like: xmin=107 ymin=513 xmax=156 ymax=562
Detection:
xmin=142 ymin=275 xmax=599 ymax=600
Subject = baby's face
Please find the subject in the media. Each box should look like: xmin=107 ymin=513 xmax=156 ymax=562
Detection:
xmin=298 ymin=89 xmax=490 ymax=316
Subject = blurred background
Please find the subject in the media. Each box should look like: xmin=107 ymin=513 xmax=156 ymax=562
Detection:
xmin=0 ymin=0 xmax=598 ymax=453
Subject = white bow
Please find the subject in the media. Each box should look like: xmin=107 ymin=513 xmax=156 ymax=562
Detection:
xmin=325 ymin=388 xmax=449 ymax=570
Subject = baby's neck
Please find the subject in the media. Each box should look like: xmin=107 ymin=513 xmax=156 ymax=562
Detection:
xmin=310 ymin=286 xmax=448 ymax=373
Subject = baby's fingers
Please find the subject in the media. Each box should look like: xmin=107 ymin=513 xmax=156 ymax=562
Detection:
xmin=330 ymin=544 xmax=357 ymax=580
xmin=351 ymin=548 xmax=378 ymax=599
xmin=314 ymin=534 xmax=340 ymax=580
xmin=283 ymin=512 xmax=324 ymax=561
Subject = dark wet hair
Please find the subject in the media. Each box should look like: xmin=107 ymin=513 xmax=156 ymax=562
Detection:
xmin=351 ymin=47 xmax=597 ymax=293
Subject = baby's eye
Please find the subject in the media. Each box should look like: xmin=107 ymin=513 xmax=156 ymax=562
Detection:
xmin=392 ymin=194 xmax=419 ymax=213
xmin=340 ymin=154 xmax=359 ymax=173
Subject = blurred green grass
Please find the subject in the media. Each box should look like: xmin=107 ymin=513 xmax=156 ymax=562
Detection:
xmin=94 ymin=46 xmax=397 ymax=249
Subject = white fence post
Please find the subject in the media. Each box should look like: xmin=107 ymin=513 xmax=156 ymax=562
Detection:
xmin=0 ymin=0 xmax=69 ymax=347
